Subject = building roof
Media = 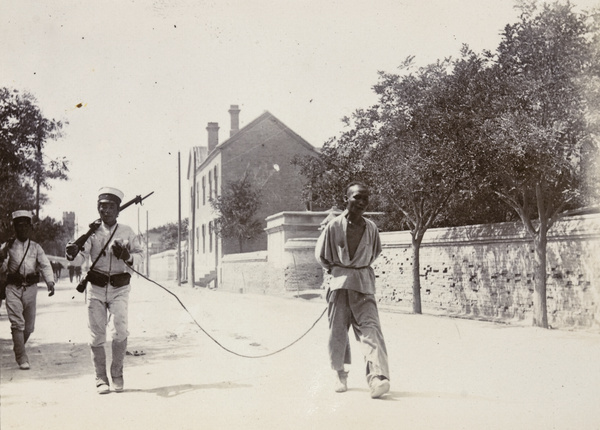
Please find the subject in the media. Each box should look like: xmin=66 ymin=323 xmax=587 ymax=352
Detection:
xmin=188 ymin=110 xmax=318 ymax=176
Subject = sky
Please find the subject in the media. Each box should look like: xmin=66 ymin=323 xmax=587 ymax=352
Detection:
xmin=1 ymin=0 xmax=598 ymax=233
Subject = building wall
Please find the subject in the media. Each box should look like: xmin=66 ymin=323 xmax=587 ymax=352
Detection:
xmin=220 ymin=115 xmax=316 ymax=255
xmin=190 ymin=152 xmax=222 ymax=279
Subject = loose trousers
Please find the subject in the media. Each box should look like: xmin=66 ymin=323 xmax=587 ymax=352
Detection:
xmin=327 ymin=288 xmax=390 ymax=382
xmin=5 ymin=284 xmax=37 ymax=333
xmin=87 ymin=284 xmax=130 ymax=346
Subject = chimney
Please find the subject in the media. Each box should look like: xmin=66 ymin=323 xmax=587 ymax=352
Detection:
xmin=228 ymin=104 xmax=240 ymax=137
xmin=206 ymin=122 xmax=219 ymax=152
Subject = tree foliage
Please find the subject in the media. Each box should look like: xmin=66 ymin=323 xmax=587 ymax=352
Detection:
xmin=149 ymin=218 xmax=189 ymax=250
xmin=481 ymin=1 xmax=599 ymax=327
xmin=210 ymin=174 xmax=263 ymax=253
xmin=0 ymin=87 xmax=69 ymax=242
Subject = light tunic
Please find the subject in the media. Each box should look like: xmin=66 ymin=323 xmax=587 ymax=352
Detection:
xmin=315 ymin=210 xmax=382 ymax=294
xmin=2 ymin=239 xmax=54 ymax=283
xmin=78 ymin=222 xmax=144 ymax=275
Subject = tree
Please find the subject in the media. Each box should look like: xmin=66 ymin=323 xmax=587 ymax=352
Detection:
xmin=367 ymin=51 xmax=500 ymax=313
xmin=292 ymin=115 xmax=380 ymax=212
xmin=482 ymin=1 xmax=599 ymax=328
xmin=0 ymin=87 xmax=68 ymax=240
xmin=33 ymin=216 xmax=70 ymax=257
xmin=149 ymin=218 xmax=189 ymax=250
xmin=296 ymin=52 xmax=498 ymax=314
xmin=210 ymin=174 xmax=263 ymax=253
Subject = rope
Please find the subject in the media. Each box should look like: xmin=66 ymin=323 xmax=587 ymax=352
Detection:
xmin=129 ymin=267 xmax=328 ymax=359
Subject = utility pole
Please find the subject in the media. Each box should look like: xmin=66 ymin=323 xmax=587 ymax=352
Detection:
xmin=191 ymin=152 xmax=196 ymax=287
xmin=177 ymin=151 xmax=182 ymax=286
xmin=146 ymin=210 xmax=149 ymax=277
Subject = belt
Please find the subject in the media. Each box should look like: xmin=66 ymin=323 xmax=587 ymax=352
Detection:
xmin=6 ymin=272 xmax=40 ymax=286
xmin=87 ymin=270 xmax=131 ymax=288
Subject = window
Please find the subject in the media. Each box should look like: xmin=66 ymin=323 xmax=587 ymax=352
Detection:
xmin=202 ymin=224 xmax=206 ymax=254
xmin=208 ymin=171 xmax=213 ymax=201
xmin=202 ymin=177 xmax=206 ymax=206
xmin=209 ymin=221 xmax=213 ymax=253
xmin=195 ymin=227 xmax=199 ymax=253
xmin=214 ymin=166 xmax=218 ymax=197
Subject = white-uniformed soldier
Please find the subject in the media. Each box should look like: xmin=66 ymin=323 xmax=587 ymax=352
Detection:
xmin=66 ymin=187 xmax=144 ymax=394
xmin=0 ymin=210 xmax=55 ymax=370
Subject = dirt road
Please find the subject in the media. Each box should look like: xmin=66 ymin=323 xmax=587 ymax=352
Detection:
xmin=1 ymin=277 xmax=599 ymax=430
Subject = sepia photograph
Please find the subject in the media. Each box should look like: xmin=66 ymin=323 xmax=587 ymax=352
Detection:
xmin=1 ymin=0 xmax=599 ymax=429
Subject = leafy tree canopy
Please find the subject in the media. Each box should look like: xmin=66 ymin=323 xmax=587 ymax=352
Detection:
xmin=0 ymin=87 xmax=69 ymax=243
xmin=210 ymin=175 xmax=263 ymax=253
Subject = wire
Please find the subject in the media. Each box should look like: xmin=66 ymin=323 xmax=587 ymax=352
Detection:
xmin=130 ymin=266 xmax=328 ymax=359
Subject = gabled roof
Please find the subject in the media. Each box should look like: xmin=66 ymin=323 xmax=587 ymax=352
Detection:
xmin=220 ymin=110 xmax=316 ymax=152
xmin=193 ymin=110 xmax=318 ymax=171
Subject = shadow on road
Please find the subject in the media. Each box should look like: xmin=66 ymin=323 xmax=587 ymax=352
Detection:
xmin=116 ymin=381 xmax=253 ymax=397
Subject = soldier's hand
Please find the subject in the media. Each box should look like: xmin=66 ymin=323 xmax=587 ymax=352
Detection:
xmin=66 ymin=243 xmax=79 ymax=259
xmin=47 ymin=282 xmax=55 ymax=297
xmin=112 ymin=241 xmax=131 ymax=262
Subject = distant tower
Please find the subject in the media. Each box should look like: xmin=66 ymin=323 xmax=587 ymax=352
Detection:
xmin=63 ymin=211 xmax=76 ymax=239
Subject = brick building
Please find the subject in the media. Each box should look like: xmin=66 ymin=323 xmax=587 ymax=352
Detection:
xmin=187 ymin=105 xmax=318 ymax=287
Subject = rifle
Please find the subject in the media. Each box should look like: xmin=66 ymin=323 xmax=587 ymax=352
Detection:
xmin=72 ymin=191 xmax=153 ymax=293
xmin=69 ymin=192 xmax=154 ymax=253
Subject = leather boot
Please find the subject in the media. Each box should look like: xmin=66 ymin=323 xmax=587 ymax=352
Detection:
xmin=11 ymin=330 xmax=29 ymax=370
xmin=111 ymin=338 xmax=127 ymax=392
xmin=91 ymin=346 xmax=110 ymax=394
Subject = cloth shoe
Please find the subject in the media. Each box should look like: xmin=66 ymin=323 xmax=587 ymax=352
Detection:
xmin=96 ymin=378 xmax=110 ymax=395
xmin=334 ymin=370 xmax=348 ymax=393
xmin=369 ymin=376 xmax=390 ymax=399
xmin=112 ymin=376 xmax=124 ymax=392
xmin=19 ymin=361 xmax=30 ymax=370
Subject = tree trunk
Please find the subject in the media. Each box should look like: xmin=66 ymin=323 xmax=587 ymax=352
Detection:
xmin=411 ymin=233 xmax=423 ymax=314
xmin=532 ymin=229 xmax=549 ymax=328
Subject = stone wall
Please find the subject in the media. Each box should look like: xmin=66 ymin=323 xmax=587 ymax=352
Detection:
xmin=220 ymin=251 xmax=271 ymax=294
xmin=375 ymin=214 xmax=600 ymax=328
xmin=149 ymin=249 xmax=177 ymax=281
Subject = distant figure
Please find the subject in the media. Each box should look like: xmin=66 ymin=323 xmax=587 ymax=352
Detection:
xmin=67 ymin=254 xmax=83 ymax=283
xmin=65 ymin=187 xmax=144 ymax=394
xmin=0 ymin=210 xmax=55 ymax=370
xmin=51 ymin=260 xmax=63 ymax=281
xmin=314 ymin=181 xmax=390 ymax=399
xmin=68 ymin=253 xmax=84 ymax=283
xmin=68 ymin=263 xmax=75 ymax=282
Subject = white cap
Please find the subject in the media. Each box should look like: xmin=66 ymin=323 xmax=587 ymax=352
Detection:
xmin=98 ymin=187 xmax=124 ymax=204
xmin=12 ymin=210 xmax=33 ymax=221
